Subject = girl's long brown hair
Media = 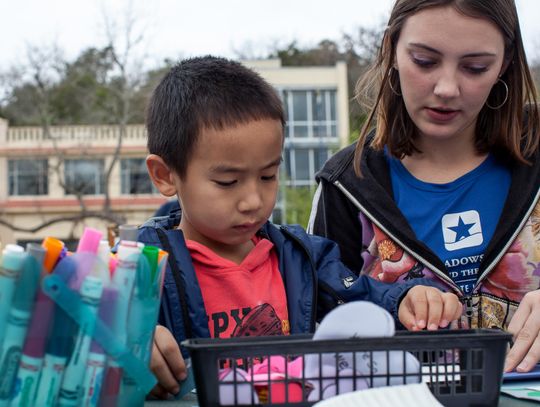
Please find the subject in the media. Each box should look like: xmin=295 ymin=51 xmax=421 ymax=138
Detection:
xmin=354 ymin=0 xmax=539 ymax=176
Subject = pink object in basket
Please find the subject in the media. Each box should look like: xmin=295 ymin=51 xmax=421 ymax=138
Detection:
xmin=249 ymin=356 xmax=305 ymax=403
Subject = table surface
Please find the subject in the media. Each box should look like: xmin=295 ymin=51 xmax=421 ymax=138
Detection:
xmin=144 ymin=393 xmax=538 ymax=406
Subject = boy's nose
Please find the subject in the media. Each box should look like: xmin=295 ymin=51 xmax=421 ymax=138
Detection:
xmin=238 ymin=188 xmax=263 ymax=213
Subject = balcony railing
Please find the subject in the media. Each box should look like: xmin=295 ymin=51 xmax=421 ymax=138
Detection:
xmin=5 ymin=124 xmax=147 ymax=145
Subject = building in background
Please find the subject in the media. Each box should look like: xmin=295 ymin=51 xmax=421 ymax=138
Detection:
xmin=0 ymin=59 xmax=349 ymax=245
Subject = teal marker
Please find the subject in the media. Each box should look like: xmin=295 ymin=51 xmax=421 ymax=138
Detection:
xmin=119 ymin=249 xmax=160 ymax=406
xmin=0 ymin=245 xmax=26 ymax=348
xmin=57 ymin=275 xmax=103 ymax=407
xmin=0 ymin=254 xmax=40 ymax=407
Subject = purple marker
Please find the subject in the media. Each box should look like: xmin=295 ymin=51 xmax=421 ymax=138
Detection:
xmin=71 ymin=228 xmax=103 ymax=291
xmin=33 ymin=257 xmax=78 ymax=407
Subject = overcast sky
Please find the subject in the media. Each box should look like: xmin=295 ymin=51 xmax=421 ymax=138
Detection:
xmin=1 ymin=0 xmax=539 ymax=70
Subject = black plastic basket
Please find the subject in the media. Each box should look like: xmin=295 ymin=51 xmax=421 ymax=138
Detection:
xmin=183 ymin=329 xmax=512 ymax=407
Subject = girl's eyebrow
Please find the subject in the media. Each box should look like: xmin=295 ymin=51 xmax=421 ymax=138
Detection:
xmin=408 ymin=42 xmax=497 ymax=58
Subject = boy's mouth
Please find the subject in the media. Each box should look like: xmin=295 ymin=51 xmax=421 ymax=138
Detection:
xmin=234 ymin=221 xmax=260 ymax=231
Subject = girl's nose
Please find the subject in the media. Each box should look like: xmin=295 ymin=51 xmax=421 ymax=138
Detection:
xmin=433 ymin=70 xmax=460 ymax=99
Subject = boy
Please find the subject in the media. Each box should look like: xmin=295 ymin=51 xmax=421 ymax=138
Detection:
xmin=140 ymin=56 xmax=461 ymax=399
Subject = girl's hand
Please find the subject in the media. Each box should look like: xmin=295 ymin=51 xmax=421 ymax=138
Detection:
xmin=505 ymin=290 xmax=540 ymax=372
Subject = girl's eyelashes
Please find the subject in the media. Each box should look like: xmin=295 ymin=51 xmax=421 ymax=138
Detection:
xmin=410 ymin=53 xmax=490 ymax=75
xmin=464 ymin=65 xmax=488 ymax=74
xmin=412 ymin=55 xmax=435 ymax=68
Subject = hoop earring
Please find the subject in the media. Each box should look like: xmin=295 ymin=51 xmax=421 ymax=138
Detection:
xmin=486 ymin=78 xmax=509 ymax=110
xmin=388 ymin=67 xmax=402 ymax=97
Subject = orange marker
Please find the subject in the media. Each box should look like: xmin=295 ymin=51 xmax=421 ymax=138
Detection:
xmin=41 ymin=237 xmax=65 ymax=273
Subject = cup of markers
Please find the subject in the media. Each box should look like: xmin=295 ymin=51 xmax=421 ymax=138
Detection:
xmin=0 ymin=226 xmax=167 ymax=407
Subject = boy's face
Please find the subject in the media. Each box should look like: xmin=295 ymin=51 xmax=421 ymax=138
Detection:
xmin=173 ymin=119 xmax=283 ymax=256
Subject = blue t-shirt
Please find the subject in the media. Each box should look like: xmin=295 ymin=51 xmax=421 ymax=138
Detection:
xmin=387 ymin=153 xmax=511 ymax=294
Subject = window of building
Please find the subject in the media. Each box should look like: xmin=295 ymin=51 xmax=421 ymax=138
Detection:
xmin=282 ymin=89 xmax=338 ymax=139
xmin=121 ymin=158 xmax=154 ymax=194
xmin=281 ymin=147 xmax=331 ymax=187
xmin=8 ymin=159 xmax=48 ymax=196
xmin=64 ymin=159 xmax=104 ymax=195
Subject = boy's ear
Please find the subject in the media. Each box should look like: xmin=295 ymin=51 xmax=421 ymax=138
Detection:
xmin=146 ymin=154 xmax=178 ymax=197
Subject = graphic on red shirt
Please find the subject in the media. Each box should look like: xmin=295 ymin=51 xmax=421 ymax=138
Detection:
xmin=186 ymin=236 xmax=290 ymax=338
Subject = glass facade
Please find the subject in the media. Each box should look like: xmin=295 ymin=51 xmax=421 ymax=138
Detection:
xmin=282 ymin=89 xmax=337 ymax=140
xmin=8 ymin=159 xmax=48 ymax=196
xmin=64 ymin=159 xmax=105 ymax=195
xmin=121 ymin=158 xmax=154 ymax=194
xmin=278 ymin=88 xmax=338 ymax=188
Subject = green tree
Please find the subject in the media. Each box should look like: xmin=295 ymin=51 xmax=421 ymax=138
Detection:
xmin=283 ymin=186 xmax=316 ymax=228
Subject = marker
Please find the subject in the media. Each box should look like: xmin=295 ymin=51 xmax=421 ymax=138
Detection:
xmin=25 ymin=243 xmax=46 ymax=274
xmin=77 ymin=228 xmax=103 ymax=254
xmin=111 ymin=242 xmax=140 ymax=346
xmin=118 ymin=225 xmax=138 ymax=244
xmin=99 ymin=242 xmax=140 ymax=407
xmin=41 ymin=269 xmax=157 ymax=405
xmin=0 ymin=254 xmax=40 ymax=406
xmin=71 ymin=229 xmax=103 ymax=291
xmin=119 ymin=249 xmax=159 ymax=407
xmin=141 ymin=246 xmax=159 ymax=295
xmin=80 ymin=288 xmax=118 ymax=407
xmin=0 ymin=246 xmax=26 ymax=347
xmin=156 ymin=252 xmax=168 ymax=298
xmin=57 ymin=275 xmax=104 ymax=407
xmin=9 ymin=244 xmax=50 ymax=407
xmin=33 ymin=257 xmax=78 ymax=407
xmin=42 ymin=237 xmax=65 ymax=273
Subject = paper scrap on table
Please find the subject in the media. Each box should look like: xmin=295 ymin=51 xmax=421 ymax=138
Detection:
xmin=313 ymin=383 xmax=443 ymax=407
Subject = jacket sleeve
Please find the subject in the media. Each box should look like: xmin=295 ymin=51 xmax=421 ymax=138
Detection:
xmin=308 ymin=179 xmax=365 ymax=275
xmin=311 ymin=233 xmax=444 ymax=326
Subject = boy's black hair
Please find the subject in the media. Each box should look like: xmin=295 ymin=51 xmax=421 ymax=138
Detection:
xmin=146 ymin=56 xmax=286 ymax=178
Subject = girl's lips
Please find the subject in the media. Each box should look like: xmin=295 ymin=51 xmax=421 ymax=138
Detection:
xmin=425 ymin=107 xmax=460 ymax=122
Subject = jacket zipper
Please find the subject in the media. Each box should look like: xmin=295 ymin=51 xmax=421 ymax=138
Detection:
xmin=472 ymin=186 xmax=540 ymax=290
xmin=333 ymin=180 xmax=461 ymax=294
xmin=334 ymin=180 xmax=540 ymax=328
xmin=280 ymin=226 xmax=319 ymax=332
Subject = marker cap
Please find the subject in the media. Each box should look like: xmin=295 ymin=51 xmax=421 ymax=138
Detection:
xmin=12 ymin=255 xmax=41 ymax=312
xmin=26 ymin=242 xmax=46 ymax=272
xmin=3 ymin=244 xmax=24 ymax=254
xmin=42 ymin=237 xmax=65 ymax=273
xmin=76 ymin=227 xmax=103 ymax=254
xmin=119 ymin=224 xmax=138 ymax=243
xmin=1 ymin=250 xmax=26 ymax=272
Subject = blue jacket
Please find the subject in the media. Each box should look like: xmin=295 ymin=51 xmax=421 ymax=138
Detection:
xmin=138 ymin=212 xmax=427 ymax=352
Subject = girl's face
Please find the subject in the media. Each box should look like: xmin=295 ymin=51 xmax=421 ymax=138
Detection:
xmin=395 ymin=5 xmax=506 ymax=146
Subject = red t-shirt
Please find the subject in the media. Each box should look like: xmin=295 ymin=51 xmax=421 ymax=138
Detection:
xmin=186 ymin=237 xmax=290 ymax=339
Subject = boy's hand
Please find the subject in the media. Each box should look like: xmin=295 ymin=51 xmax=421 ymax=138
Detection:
xmin=149 ymin=325 xmax=187 ymax=399
xmin=398 ymin=286 xmax=462 ymax=331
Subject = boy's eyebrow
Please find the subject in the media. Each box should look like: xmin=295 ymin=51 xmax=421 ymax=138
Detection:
xmin=408 ymin=42 xmax=497 ymax=58
xmin=209 ymin=157 xmax=282 ymax=174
